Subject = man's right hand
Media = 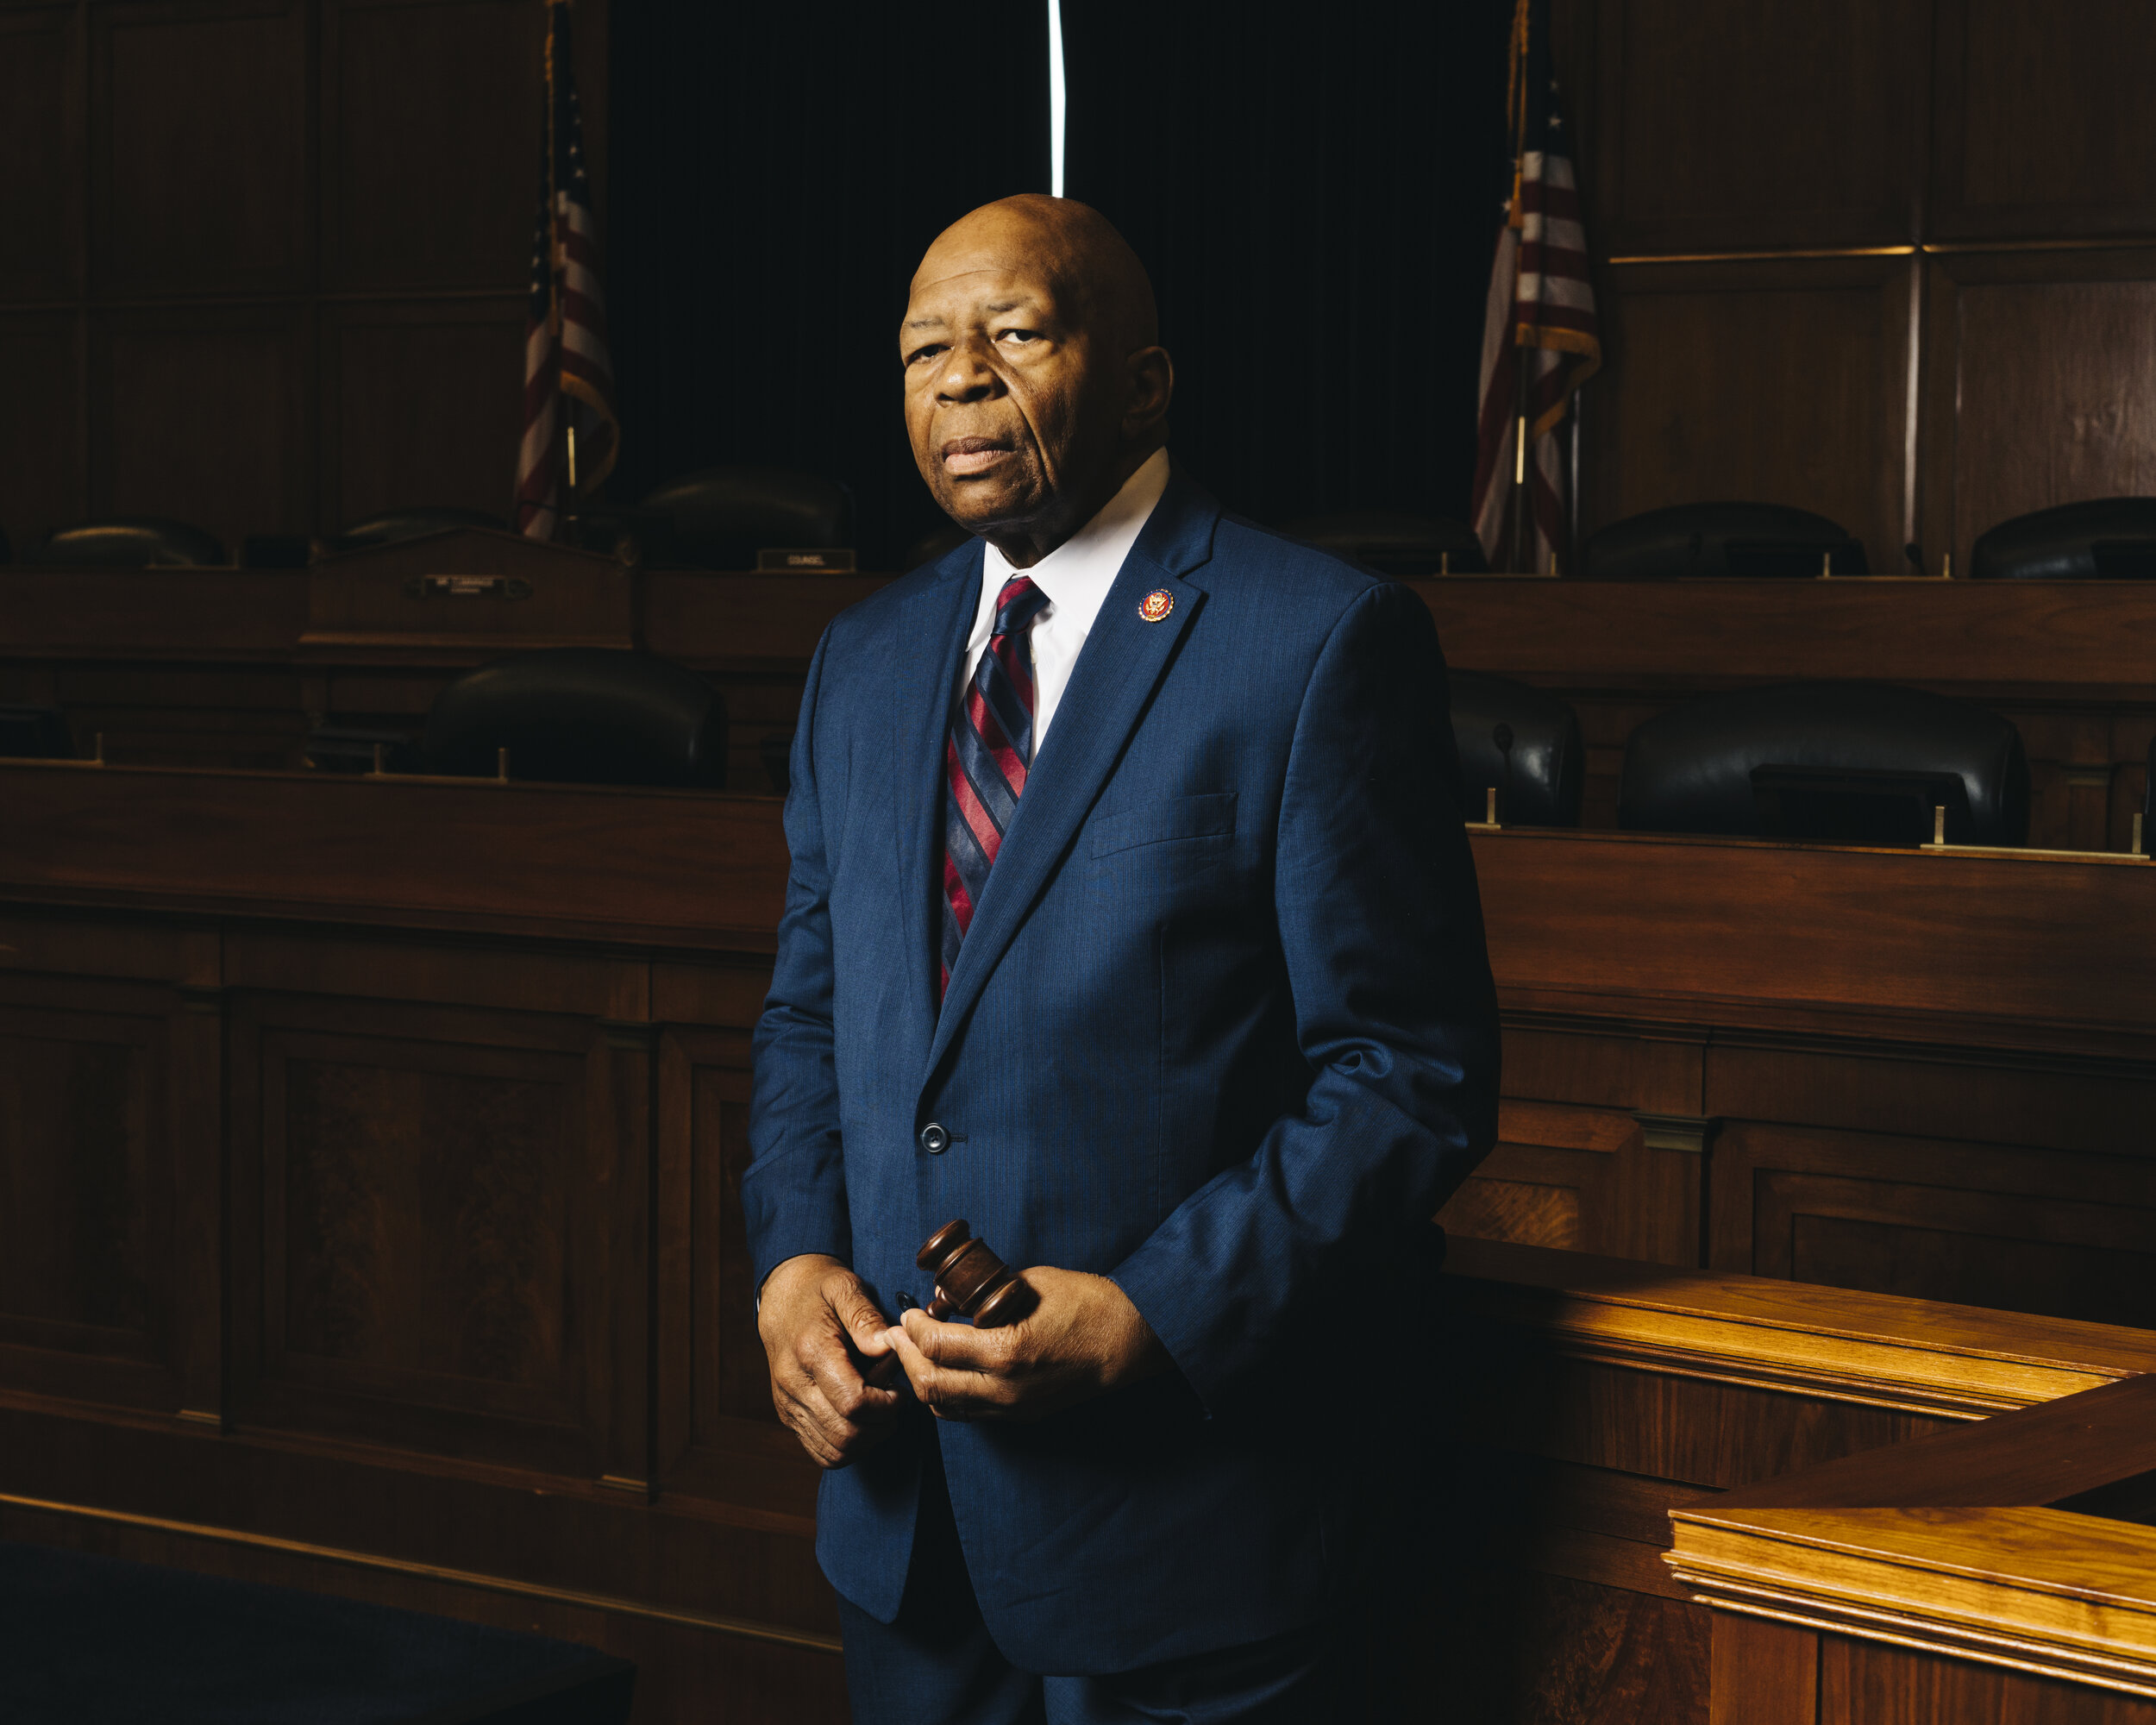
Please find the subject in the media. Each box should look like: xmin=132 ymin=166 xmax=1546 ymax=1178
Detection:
xmin=757 ymin=1254 xmax=902 ymax=1468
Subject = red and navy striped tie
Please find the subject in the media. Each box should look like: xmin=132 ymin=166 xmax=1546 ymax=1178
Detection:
xmin=941 ymin=574 xmax=1052 ymax=997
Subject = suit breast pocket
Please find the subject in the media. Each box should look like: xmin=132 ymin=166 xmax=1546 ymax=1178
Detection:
xmin=1088 ymin=791 xmax=1238 ymax=858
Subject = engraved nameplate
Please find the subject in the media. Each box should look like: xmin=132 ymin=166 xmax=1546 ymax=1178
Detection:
xmin=403 ymin=574 xmax=535 ymax=600
xmin=755 ymin=548 xmax=857 ymax=573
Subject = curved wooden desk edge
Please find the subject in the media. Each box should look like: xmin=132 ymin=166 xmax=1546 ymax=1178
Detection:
xmin=1628 ymin=1268 xmax=2156 ymax=1701
xmin=1444 ymin=1237 xmax=2156 ymax=1418
xmin=1670 ymin=1496 xmax=2156 ymax=1701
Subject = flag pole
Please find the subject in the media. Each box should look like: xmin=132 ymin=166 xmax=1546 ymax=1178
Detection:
xmin=544 ymin=3 xmax=560 ymax=343
xmin=1505 ymin=0 xmax=1532 ymax=572
xmin=545 ymin=2 xmax=575 ymax=509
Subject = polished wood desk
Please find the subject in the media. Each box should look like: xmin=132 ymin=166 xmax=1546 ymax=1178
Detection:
xmin=0 ymin=558 xmax=891 ymax=790
xmin=1431 ymin=1239 xmax=2156 ymax=1724
xmin=8 ymin=566 xmax=2156 ymax=849
xmin=1451 ymin=824 xmax=2156 ymax=1330
xmin=0 ymin=762 xmax=833 ymax=1722
xmin=2 ymin=764 xmax=2153 ymax=1722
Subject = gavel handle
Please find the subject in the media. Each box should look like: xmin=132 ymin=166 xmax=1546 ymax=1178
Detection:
xmin=860 ymin=1292 xmax=917 ymax=1391
xmin=863 ymin=1352 xmax=904 ymax=1391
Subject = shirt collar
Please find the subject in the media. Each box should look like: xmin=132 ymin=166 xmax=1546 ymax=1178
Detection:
xmin=981 ymin=448 xmax=1172 ymax=616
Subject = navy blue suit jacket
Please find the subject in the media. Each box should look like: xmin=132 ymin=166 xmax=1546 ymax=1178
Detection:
xmin=743 ymin=474 xmax=1499 ymax=1675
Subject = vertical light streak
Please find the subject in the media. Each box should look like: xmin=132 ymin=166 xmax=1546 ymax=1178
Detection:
xmin=1048 ymin=0 xmax=1066 ymax=197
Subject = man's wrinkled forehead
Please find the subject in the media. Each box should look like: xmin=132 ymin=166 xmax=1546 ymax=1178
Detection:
xmin=906 ymin=245 xmax=1073 ymax=320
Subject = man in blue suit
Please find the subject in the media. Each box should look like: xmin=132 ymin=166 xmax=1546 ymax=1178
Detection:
xmin=746 ymin=194 xmax=1499 ymax=1722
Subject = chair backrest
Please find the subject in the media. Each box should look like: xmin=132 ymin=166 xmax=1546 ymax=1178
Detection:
xmin=332 ymin=507 xmax=506 ymax=554
xmin=23 ymin=518 xmax=226 ymax=568
xmin=1583 ymin=502 xmax=1866 ymax=579
xmin=637 ymin=466 xmax=854 ymax=569
xmin=1620 ymin=681 xmax=2028 ymax=846
xmin=1969 ymin=498 xmax=2156 ymax=580
xmin=1449 ymin=672 xmax=1583 ymax=826
xmin=0 ymin=704 xmax=72 ymax=758
xmin=1278 ymin=511 xmax=1489 ymax=577
xmin=421 ymin=649 xmax=727 ymax=789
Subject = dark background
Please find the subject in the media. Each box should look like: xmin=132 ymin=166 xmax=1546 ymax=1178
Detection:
xmin=607 ymin=1 xmax=1512 ymax=568
xmin=6 ymin=0 xmax=2143 ymax=585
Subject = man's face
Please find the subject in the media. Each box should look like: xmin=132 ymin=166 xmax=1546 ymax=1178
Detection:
xmin=899 ymin=257 xmax=1116 ymax=536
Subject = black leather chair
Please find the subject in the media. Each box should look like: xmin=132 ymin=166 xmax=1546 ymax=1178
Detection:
xmin=329 ymin=507 xmax=507 ymax=555
xmin=1450 ymin=672 xmax=1583 ymax=825
xmin=1620 ymin=681 xmax=2028 ymax=847
xmin=421 ymin=649 xmax=727 ymax=789
xmin=1279 ymin=511 xmax=1489 ymax=577
xmin=2145 ymin=732 xmax=2154 ymax=837
xmin=1582 ymin=503 xmax=1866 ymax=579
xmin=1969 ymin=499 xmax=2156 ymax=580
xmin=0 ymin=704 xmax=72 ymax=758
xmin=637 ymin=467 xmax=854 ymax=569
xmin=22 ymin=518 xmax=226 ymax=567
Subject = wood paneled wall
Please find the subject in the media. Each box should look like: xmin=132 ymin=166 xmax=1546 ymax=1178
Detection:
xmin=1564 ymin=0 xmax=2156 ymax=573
xmin=1439 ymin=825 xmax=2156 ymax=1333
xmin=0 ymin=0 xmax=605 ymax=555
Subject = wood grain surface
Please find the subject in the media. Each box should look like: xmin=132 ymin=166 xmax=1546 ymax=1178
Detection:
xmin=1438 ymin=1242 xmax=2156 ymax=1722
xmin=0 ymin=761 xmax=788 ymax=946
xmin=1672 ymin=1371 xmax=2156 ymax=1707
xmin=1417 ymin=577 xmax=2156 ymax=691
xmin=1445 ymin=1240 xmax=2156 ymax=1417
xmin=1468 ymin=826 xmax=2156 ymax=1055
xmin=12 ymin=568 xmax=2156 ymax=851
xmin=0 ymin=0 xmax=606 ymax=551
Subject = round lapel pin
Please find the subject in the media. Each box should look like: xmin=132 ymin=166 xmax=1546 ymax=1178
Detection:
xmin=1138 ymin=588 xmax=1175 ymax=623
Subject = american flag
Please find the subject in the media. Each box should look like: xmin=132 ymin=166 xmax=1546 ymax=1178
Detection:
xmin=1470 ymin=0 xmax=1601 ymax=574
xmin=517 ymin=0 xmax=618 ymax=540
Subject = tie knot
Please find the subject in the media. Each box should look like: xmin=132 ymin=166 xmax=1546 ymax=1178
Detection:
xmin=993 ymin=575 xmax=1051 ymax=638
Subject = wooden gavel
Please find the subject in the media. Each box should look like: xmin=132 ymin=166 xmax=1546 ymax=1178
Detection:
xmin=916 ymin=1219 xmax=1036 ymax=1327
xmin=862 ymin=1220 xmax=1035 ymax=1390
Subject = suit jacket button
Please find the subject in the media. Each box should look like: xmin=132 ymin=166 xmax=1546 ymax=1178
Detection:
xmin=918 ymin=1122 xmax=950 ymax=1154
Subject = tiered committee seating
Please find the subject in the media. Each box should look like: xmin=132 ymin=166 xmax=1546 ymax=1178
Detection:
xmin=3 ymin=505 xmax=2154 ymax=1721
xmin=3 ymin=756 xmax=2155 ymax=1719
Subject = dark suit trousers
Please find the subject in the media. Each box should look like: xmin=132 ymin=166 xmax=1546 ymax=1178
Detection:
xmin=837 ymin=1427 xmax=1352 ymax=1725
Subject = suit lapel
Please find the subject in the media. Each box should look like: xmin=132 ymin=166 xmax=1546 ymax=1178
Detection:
xmin=924 ymin=475 xmax=1222 ymax=1079
xmin=892 ymin=540 xmax=986 ymax=1046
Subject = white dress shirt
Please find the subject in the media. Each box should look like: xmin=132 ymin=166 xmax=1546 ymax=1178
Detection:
xmin=961 ymin=448 xmax=1173 ymax=754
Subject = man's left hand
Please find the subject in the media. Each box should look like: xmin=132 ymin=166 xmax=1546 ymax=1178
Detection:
xmin=881 ymin=1266 xmax=1171 ymax=1421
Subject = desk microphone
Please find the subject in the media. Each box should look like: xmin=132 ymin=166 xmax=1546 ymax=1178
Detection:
xmin=1492 ymin=723 xmax=1515 ymax=825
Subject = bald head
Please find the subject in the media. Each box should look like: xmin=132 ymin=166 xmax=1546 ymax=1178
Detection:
xmin=913 ymin=195 xmax=1159 ymax=354
xmin=900 ymin=196 xmax=1173 ymax=567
